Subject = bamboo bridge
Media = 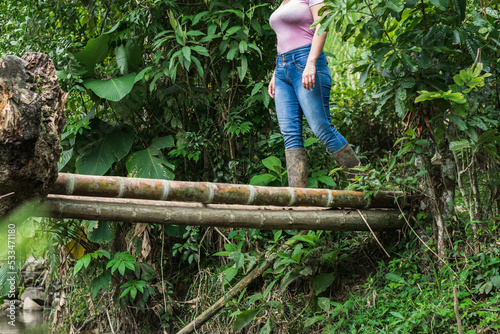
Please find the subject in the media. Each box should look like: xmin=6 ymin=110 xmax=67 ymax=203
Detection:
xmin=44 ymin=173 xmax=407 ymax=334
xmin=44 ymin=173 xmax=406 ymax=231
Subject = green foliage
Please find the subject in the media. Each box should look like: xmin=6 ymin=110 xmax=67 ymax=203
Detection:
xmin=126 ymin=136 xmax=175 ymax=179
xmin=74 ymin=119 xmax=135 ymax=175
xmin=249 ymin=156 xmax=287 ymax=186
xmin=72 ymin=248 xmax=156 ymax=309
xmin=231 ymin=309 xmax=261 ymax=332
xmin=83 ymin=73 xmax=137 ymax=101
xmin=106 ymin=251 xmax=136 ymax=276
xmin=86 ymin=221 xmax=116 ymax=244
xmin=318 ymin=0 xmax=499 ymax=137
xmin=119 ymin=280 xmax=147 ymax=300
xmin=172 ymin=226 xmax=201 ymax=265
xmin=2 ymin=0 xmax=499 ymax=332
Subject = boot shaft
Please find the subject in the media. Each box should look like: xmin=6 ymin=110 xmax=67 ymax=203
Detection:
xmin=285 ymin=148 xmax=307 ymax=188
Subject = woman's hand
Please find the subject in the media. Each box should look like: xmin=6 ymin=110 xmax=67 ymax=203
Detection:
xmin=268 ymin=73 xmax=276 ymax=99
xmin=302 ymin=62 xmax=316 ymax=91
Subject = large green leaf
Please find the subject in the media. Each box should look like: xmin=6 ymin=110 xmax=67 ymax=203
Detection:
xmin=92 ymin=272 xmax=111 ymax=299
xmin=233 ymin=309 xmax=260 ymax=332
xmin=76 ymin=120 xmax=134 ymax=175
xmin=74 ymin=22 xmax=120 ymax=74
xmin=449 ymin=140 xmax=471 ymax=151
xmin=262 ymin=156 xmax=282 ymax=174
xmin=314 ymin=273 xmax=335 ymax=295
xmin=83 ymin=73 xmax=137 ymax=102
xmin=304 ymin=316 xmax=325 ymax=328
xmin=126 ymin=150 xmax=175 ymax=179
xmin=385 ymin=272 xmax=405 ymax=283
xmin=126 ymin=136 xmax=175 ymax=180
xmin=58 ymin=148 xmax=73 ymax=171
xmin=385 ymin=0 xmax=404 ymax=13
xmin=109 ymin=85 xmax=147 ymax=120
xmin=150 ymin=136 xmax=175 ymax=150
xmin=249 ymin=174 xmax=276 ymax=186
xmin=164 ymin=225 xmax=188 ymax=237
xmin=454 ymin=0 xmax=466 ymax=22
xmin=115 ymin=40 xmax=143 ymax=75
xmin=279 ymin=268 xmax=301 ymax=292
xmin=88 ymin=221 xmax=116 ymax=244
xmin=75 ymin=34 xmax=110 ymax=74
xmin=429 ymin=0 xmax=449 ymax=10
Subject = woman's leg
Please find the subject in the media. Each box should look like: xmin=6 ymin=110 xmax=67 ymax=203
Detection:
xmin=274 ymin=71 xmax=304 ymax=150
xmin=290 ymin=53 xmax=348 ymax=154
xmin=289 ymin=52 xmax=360 ymax=170
xmin=274 ymin=66 xmax=308 ymax=187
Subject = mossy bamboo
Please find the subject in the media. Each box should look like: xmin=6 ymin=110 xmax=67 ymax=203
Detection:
xmin=52 ymin=173 xmax=404 ymax=209
xmin=43 ymin=195 xmax=403 ymax=231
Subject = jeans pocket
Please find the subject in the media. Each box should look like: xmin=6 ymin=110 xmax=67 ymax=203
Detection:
xmin=293 ymin=55 xmax=308 ymax=71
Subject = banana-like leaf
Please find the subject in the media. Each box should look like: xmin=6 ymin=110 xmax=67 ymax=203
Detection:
xmin=74 ymin=22 xmax=120 ymax=75
xmin=83 ymin=73 xmax=137 ymax=102
xmin=115 ymin=40 xmax=143 ymax=75
xmin=126 ymin=136 xmax=175 ymax=180
xmin=75 ymin=34 xmax=110 ymax=75
xmin=76 ymin=120 xmax=134 ymax=175
xmin=109 ymin=85 xmax=147 ymax=120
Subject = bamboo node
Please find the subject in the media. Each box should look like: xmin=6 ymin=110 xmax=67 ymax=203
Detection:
xmin=287 ymin=187 xmax=296 ymax=206
xmin=67 ymin=174 xmax=76 ymax=195
xmin=160 ymin=180 xmax=170 ymax=201
xmin=245 ymin=185 xmax=257 ymax=205
xmin=206 ymin=183 xmax=215 ymax=203
xmin=326 ymin=190 xmax=333 ymax=207
xmin=117 ymin=177 xmax=125 ymax=198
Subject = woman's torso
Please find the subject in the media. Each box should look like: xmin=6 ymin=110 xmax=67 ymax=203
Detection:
xmin=269 ymin=0 xmax=323 ymax=54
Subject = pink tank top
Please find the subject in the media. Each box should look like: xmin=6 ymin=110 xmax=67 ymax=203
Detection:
xmin=269 ymin=0 xmax=324 ymax=54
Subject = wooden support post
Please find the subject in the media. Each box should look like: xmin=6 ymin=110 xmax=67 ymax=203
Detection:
xmin=43 ymin=195 xmax=403 ymax=231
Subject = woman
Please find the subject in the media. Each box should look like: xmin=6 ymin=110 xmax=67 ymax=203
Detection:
xmin=268 ymin=0 xmax=360 ymax=188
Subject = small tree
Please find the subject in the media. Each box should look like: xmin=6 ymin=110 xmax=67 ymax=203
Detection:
xmin=318 ymin=0 xmax=500 ymax=259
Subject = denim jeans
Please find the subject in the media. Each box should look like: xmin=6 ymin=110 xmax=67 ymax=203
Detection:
xmin=274 ymin=44 xmax=347 ymax=153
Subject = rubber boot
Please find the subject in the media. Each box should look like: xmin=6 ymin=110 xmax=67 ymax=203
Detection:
xmin=331 ymin=143 xmax=360 ymax=178
xmin=285 ymin=148 xmax=308 ymax=188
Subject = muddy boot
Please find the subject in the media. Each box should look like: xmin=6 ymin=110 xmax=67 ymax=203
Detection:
xmin=331 ymin=143 xmax=360 ymax=178
xmin=285 ymin=148 xmax=307 ymax=188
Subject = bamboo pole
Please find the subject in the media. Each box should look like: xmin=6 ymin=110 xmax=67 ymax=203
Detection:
xmin=51 ymin=173 xmax=404 ymax=209
xmin=43 ymin=195 xmax=403 ymax=231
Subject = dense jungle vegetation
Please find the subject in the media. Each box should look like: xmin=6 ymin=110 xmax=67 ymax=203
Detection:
xmin=1 ymin=0 xmax=499 ymax=332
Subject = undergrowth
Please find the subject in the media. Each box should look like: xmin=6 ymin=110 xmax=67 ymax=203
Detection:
xmin=168 ymin=212 xmax=500 ymax=333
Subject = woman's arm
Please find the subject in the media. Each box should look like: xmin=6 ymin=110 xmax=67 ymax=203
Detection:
xmin=268 ymin=70 xmax=276 ymax=98
xmin=302 ymin=2 xmax=327 ymax=91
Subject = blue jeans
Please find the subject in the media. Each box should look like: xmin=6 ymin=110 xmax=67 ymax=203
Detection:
xmin=274 ymin=44 xmax=347 ymax=153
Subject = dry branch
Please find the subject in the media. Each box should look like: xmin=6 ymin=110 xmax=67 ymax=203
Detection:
xmin=453 ymin=286 xmax=465 ymax=334
xmin=51 ymin=173 xmax=404 ymax=209
xmin=43 ymin=195 xmax=403 ymax=231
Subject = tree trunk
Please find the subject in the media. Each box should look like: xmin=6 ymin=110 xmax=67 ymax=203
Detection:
xmin=0 ymin=53 xmax=66 ymax=218
xmin=417 ymin=140 xmax=456 ymax=263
